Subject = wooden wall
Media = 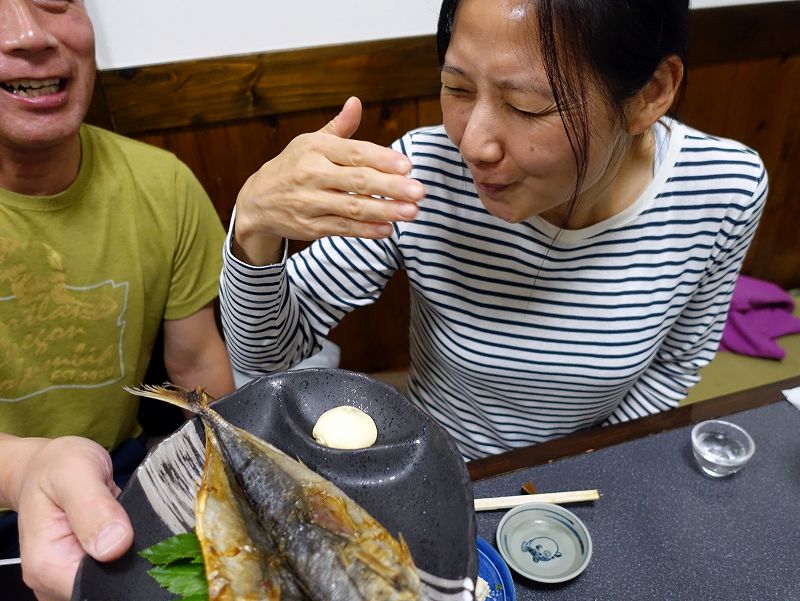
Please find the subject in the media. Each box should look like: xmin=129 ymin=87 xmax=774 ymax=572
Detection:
xmin=87 ymin=2 xmax=800 ymax=374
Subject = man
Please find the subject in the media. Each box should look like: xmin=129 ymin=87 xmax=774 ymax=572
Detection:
xmin=0 ymin=1 xmax=234 ymax=599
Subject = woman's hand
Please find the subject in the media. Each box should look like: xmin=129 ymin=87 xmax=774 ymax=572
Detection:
xmin=1 ymin=435 xmax=133 ymax=601
xmin=232 ymin=96 xmax=425 ymax=266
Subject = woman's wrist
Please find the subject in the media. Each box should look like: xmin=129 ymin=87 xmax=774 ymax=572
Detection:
xmin=230 ymin=209 xmax=284 ymax=266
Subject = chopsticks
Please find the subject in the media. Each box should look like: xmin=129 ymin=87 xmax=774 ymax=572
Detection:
xmin=474 ymin=489 xmax=600 ymax=511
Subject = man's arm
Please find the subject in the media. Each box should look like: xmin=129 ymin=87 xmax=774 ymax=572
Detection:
xmin=162 ymin=302 xmax=235 ymax=399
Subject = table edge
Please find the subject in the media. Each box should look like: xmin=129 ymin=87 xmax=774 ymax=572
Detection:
xmin=467 ymin=374 xmax=800 ymax=481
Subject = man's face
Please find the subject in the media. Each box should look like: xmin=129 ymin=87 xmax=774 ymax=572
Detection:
xmin=0 ymin=0 xmax=95 ymax=151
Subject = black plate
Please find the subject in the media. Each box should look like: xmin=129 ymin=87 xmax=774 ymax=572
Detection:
xmin=72 ymin=368 xmax=477 ymax=600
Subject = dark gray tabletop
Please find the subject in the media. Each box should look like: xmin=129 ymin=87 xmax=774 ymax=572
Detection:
xmin=474 ymin=400 xmax=800 ymax=601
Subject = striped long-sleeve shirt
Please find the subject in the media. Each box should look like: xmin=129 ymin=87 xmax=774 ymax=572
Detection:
xmin=220 ymin=120 xmax=767 ymax=460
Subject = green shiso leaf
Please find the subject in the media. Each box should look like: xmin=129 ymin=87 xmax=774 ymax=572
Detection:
xmin=140 ymin=531 xmax=208 ymax=601
xmin=147 ymin=564 xmax=207 ymax=598
xmin=139 ymin=532 xmax=202 ymax=566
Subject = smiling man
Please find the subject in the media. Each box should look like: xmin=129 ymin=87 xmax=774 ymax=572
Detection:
xmin=0 ymin=1 xmax=234 ymax=599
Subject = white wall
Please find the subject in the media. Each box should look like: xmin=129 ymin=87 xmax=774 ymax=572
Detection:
xmin=86 ymin=1 xmax=442 ymax=70
xmin=85 ymin=0 xmax=790 ymax=70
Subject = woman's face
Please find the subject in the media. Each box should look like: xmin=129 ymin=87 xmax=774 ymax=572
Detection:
xmin=440 ymin=0 xmax=627 ymax=225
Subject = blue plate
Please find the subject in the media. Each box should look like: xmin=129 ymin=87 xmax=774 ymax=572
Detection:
xmin=478 ymin=536 xmax=516 ymax=601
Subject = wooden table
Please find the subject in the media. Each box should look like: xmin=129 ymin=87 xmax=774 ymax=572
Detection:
xmin=467 ymin=375 xmax=800 ymax=600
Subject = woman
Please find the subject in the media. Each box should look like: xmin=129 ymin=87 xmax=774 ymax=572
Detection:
xmin=222 ymin=0 xmax=766 ymax=460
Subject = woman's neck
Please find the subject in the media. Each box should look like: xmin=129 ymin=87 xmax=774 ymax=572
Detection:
xmin=544 ymin=129 xmax=656 ymax=231
xmin=0 ymin=134 xmax=82 ymax=196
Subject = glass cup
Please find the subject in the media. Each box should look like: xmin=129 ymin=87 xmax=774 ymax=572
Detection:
xmin=691 ymin=419 xmax=755 ymax=478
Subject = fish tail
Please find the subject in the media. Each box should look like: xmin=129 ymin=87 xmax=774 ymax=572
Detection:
xmin=123 ymin=383 xmax=214 ymax=414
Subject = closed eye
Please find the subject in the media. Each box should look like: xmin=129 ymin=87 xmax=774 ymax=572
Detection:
xmin=441 ymin=84 xmax=470 ymax=95
xmin=510 ymin=103 xmax=558 ymax=120
xmin=33 ymin=0 xmax=71 ymax=13
xmin=511 ymin=106 xmax=542 ymax=119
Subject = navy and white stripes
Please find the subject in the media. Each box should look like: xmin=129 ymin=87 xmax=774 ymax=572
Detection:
xmin=221 ymin=120 xmax=766 ymax=460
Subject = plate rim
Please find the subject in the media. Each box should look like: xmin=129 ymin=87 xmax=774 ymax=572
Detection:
xmin=477 ymin=535 xmax=516 ymax=601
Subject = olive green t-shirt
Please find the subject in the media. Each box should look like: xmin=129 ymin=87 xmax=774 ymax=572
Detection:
xmin=0 ymin=125 xmax=225 ymax=450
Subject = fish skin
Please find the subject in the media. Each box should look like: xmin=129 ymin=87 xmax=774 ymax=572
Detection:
xmin=126 ymin=384 xmax=422 ymax=601
xmin=205 ymin=407 xmax=421 ymax=601
xmin=196 ymin=429 xmax=272 ymax=601
xmin=196 ymin=429 xmax=309 ymax=601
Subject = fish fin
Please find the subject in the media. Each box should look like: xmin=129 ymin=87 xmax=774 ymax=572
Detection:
xmin=397 ymin=533 xmax=416 ymax=563
xmin=124 ymin=383 xmax=214 ymax=413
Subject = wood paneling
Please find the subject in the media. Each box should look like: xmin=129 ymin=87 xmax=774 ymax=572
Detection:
xmin=677 ymin=54 xmax=800 ymax=288
xmin=134 ymin=100 xmax=430 ymax=371
xmin=85 ymin=1 xmax=800 ymax=373
xmin=686 ymin=2 xmax=800 ymax=65
xmin=92 ymin=2 xmax=799 ymax=135
xmin=98 ymin=36 xmax=441 ymax=135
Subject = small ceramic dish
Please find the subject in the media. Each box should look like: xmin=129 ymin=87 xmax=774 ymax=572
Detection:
xmin=496 ymin=502 xmax=592 ymax=584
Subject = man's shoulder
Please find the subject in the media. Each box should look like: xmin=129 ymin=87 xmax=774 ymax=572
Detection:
xmin=81 ymin=124 xmax=184 ymax=174
xmin=79 ymin=125 xmax=213 ymax=226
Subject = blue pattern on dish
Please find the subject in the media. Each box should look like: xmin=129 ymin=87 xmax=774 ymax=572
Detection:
xmin=477 ymin=536 xmax=516 ymax=601
xmin=521 ymin=536 xmax=562 ymax=562
xmin=515 ymin=505 xmax=587 ymax=557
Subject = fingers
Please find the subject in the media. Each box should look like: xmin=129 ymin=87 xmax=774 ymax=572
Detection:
xmin=286 ymin=192 xmax=418 ymax=240
xmin=314 ymin=97 xmax=412 ymax=176
xmin=233 ymin=97 xmax=424 ymax=253
xmin=311 ymin=162 xmax=423 ymax=204
xmin=320 ymin=96 xmax=363 ymax=140
xmin=313 ymin=215 xmax=395 ymax=240
xmin=271 ymin=182 xmax=420 ymax=244
xmin=297 ymin=134 xmax=413 ymax=184
xmin=17 ymin=438 xmax=133 ymax=601
xmin=327 ymin=192 xmax=418 ymax=225
xmin=20 ymin=496 xmax=94 ymax=599
xmin=43 ymin=440 xmax=133 ymax=562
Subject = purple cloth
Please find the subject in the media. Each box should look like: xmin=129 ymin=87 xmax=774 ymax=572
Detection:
xmin=719 ymin=275 xmax=800 ymax=360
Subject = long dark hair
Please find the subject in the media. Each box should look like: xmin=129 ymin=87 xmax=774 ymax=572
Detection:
xmin=437 ymin=0 xmax=690 ymax=221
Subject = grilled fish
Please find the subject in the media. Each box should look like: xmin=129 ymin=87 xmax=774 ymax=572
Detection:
xmin=197 ymin=429 xmax=307 ymax=600
xmin=126 ymin=384 xmax=421 ymax=601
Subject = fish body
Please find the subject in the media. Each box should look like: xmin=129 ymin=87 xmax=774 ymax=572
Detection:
xmin=196 ymin=429 xmax=307 ymax=600
xmin=126 ymin=384 xmax=421 ymax=601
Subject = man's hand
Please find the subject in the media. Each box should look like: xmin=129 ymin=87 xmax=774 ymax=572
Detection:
xmin=232 ymin=96 xmax=425 ymax=266
xmin=1 ymin=435 xmax=133 ymax=601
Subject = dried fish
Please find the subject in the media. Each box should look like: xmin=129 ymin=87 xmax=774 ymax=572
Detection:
xmin=197 ymin=429 xmax=306 ymax=600
xmin=126 ymin=384 xmax=421 ymax=601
